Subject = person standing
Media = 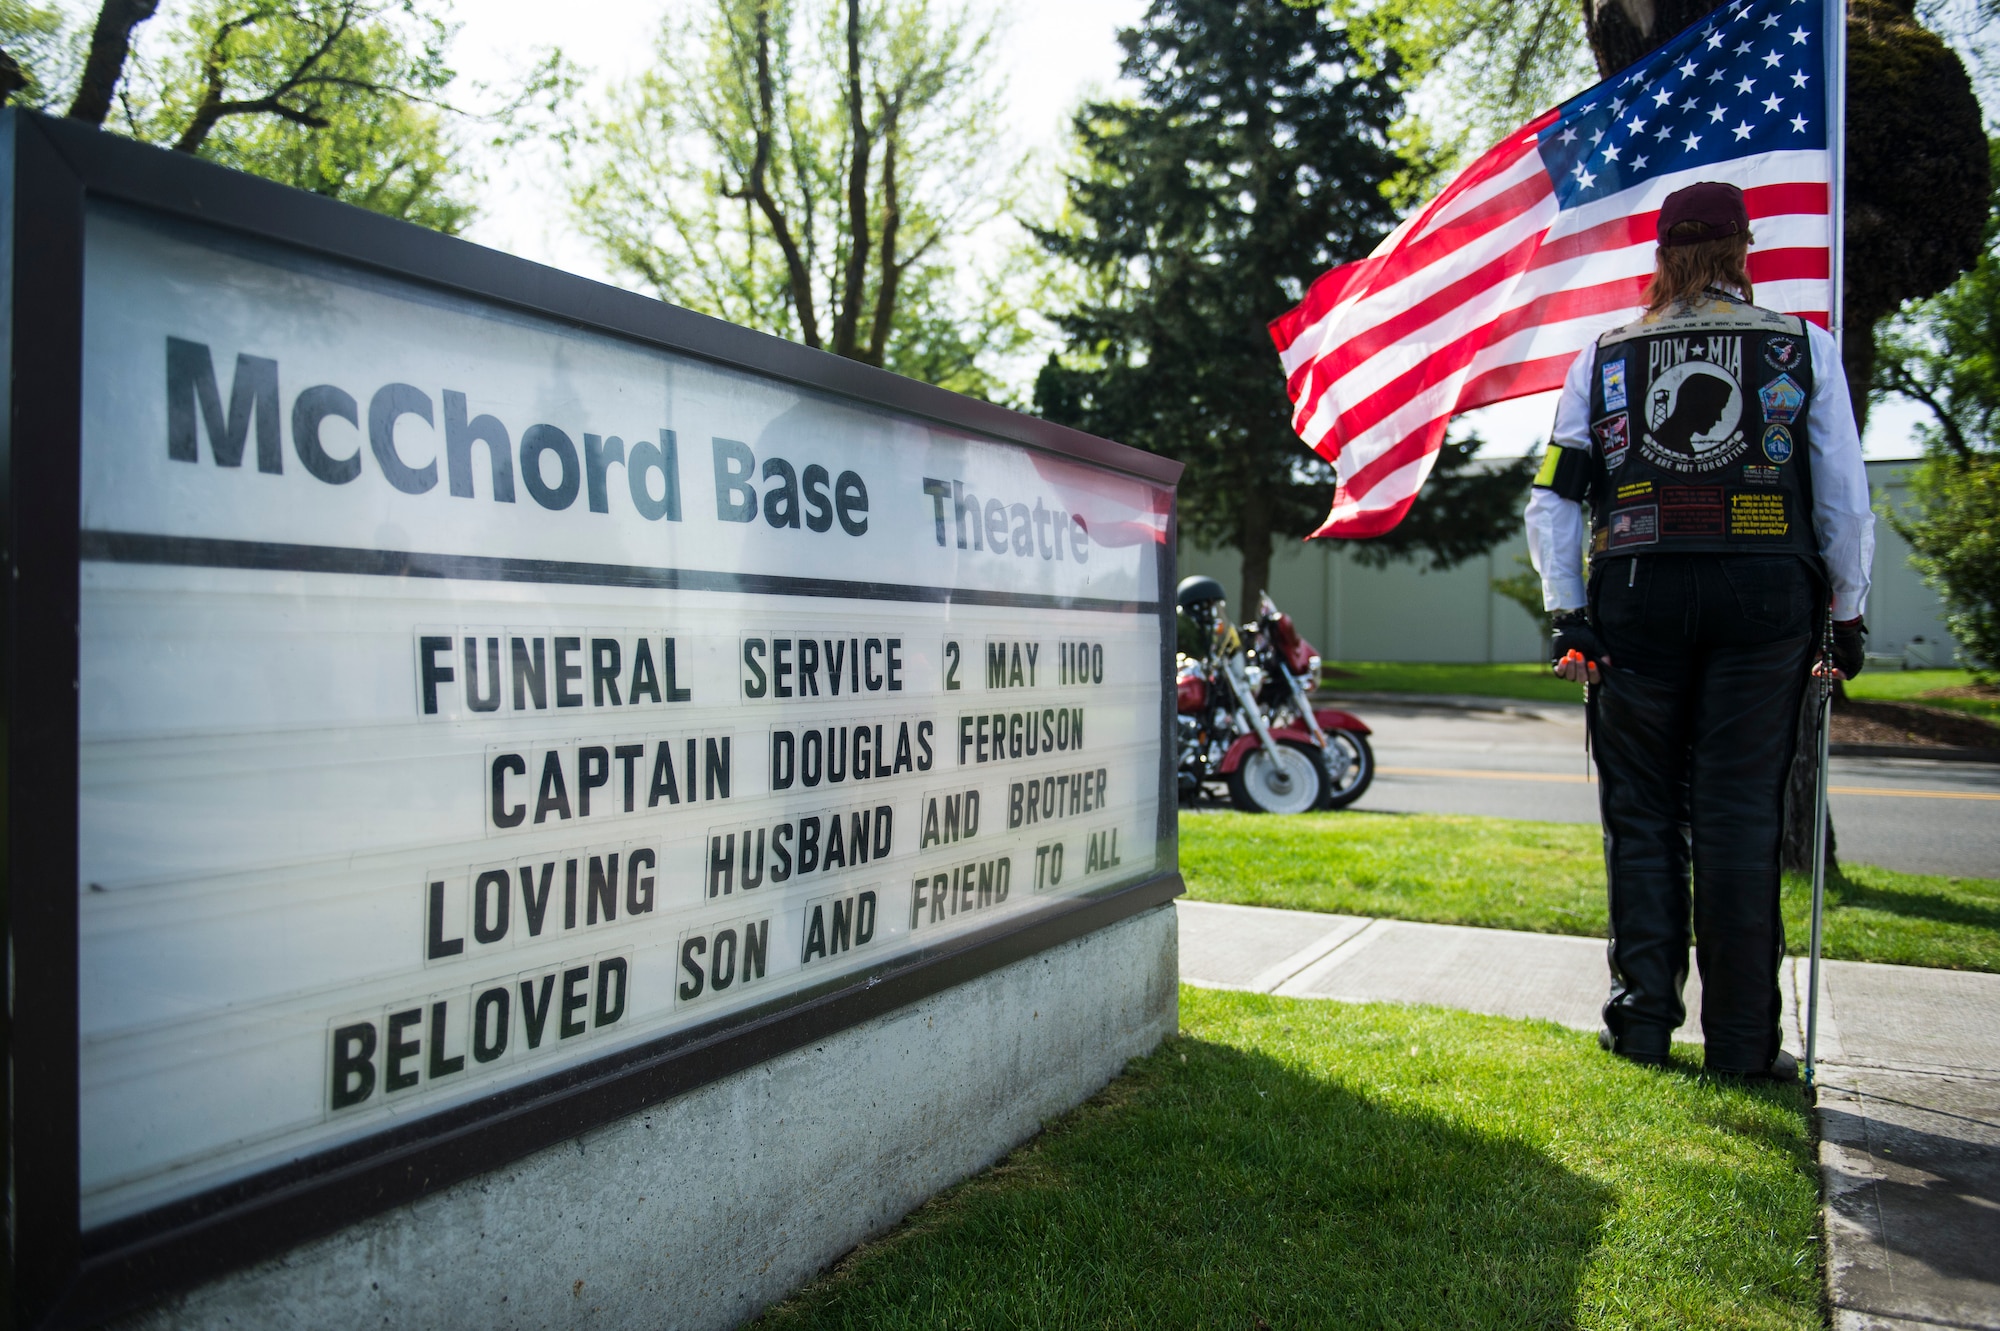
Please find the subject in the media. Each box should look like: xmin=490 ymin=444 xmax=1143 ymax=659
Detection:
xmin=1525 ymin=181 xmax=1874 ymax=1079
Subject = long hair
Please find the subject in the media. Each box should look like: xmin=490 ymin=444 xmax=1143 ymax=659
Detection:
xmin=1643 ymin=225 xmax=1755 ymax=312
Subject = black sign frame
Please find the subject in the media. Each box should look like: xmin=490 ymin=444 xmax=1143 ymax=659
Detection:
xmin=1 ymin=110 xmax=1182 ymax=1329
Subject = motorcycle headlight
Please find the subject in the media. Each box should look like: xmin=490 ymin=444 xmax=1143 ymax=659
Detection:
xmin=1243 ymin=664 xmax=1265 ymax=692
xmin=1308 ymin=654 xmax=1322 ymax=679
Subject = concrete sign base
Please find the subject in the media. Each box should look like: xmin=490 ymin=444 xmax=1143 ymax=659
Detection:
xmin=112 ymin=905 xmax=1178 ymax=1331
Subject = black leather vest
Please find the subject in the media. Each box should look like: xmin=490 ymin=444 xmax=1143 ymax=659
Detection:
xmin=1585 ymin=293 xmax=1818 ymax=563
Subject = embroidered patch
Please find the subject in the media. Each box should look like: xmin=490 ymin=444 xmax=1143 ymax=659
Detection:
xmin=1729 ymin=489 xmax=1789 ymax=538
xmin=1591 ymin=413 xmax=1630 ymax=471
xmin=1601 ymin=358 xmax=1628 ymax=412
xmin=1759 ymin=373 xmax=1805 ymax=424
xmin=1763 ymin=334 xmax=1804 ymax=372
xmin=1661 ymin=486 xmax=1725 ymax=536
xmin=1640 ymin=343 xmax=1746 ymax=472
xmin=1762 ymin=423 xmax=1793 ymax=463
xmin=1607 ymin=504 xmax=1659 ymax=550
xmin=1742 ymin=464 xmax=1782 ymax=485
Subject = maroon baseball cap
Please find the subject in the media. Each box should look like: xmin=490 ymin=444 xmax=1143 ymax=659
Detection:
xmin=1657 ymin=181 xmax=1750 ymax=247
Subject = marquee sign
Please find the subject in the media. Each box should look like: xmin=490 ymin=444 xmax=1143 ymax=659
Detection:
xmin=4 ymin=112 xmax=1180 ymax=1327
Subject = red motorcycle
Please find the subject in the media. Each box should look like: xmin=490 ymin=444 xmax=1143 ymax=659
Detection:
xmin=1175 ymin=577 xmax=1374 ymax=813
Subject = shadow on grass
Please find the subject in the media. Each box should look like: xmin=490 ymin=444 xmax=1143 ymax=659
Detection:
xmin=759 ymin=1037 xmax=1615 ymax=1330
xmin=1821 ymin=869 xmax=2000 ymax=933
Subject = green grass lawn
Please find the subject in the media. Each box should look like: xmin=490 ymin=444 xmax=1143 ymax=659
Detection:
xmin=1324 ymin=660 xmax=2000 ymax=722
xmin=1843 ymin=667 xmax=2000 ymax=721
xmin=760 ymin=988 xmax=1820 ymax=1330
xmin=1320 ymin=659 xmax=1586 ymax=704
xmin=1182 ymin=810 xmax=2000 ymax=973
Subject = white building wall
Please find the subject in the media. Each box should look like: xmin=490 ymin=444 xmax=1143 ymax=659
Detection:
xmin=1181 ymin=460 xmax=1961 ymax=666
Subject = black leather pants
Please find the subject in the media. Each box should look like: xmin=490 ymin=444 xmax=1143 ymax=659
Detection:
xmin=1588 ymin=553 xmax=1816 ymax=1071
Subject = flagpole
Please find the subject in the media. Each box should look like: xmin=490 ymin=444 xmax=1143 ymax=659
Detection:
xmin=1804 ymin=0 xmax=1848 ymax=1094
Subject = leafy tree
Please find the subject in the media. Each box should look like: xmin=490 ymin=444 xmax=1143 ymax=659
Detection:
xmin=570 ymin=0 xmax=1030 ymax=398
xmin=1893 ymin=457 xmax=2000 ymax=674
xmin=1493 ymin=552 xmax=1556 ymax=655
xmin=1034 ymin=0 xmax=1531 ymax=613
xmin=0 ymin=0 xmax=82 ymax=109
xmin=1329 ymin=0 xmax=1595 ymax=168
xmin=0 ymin=1 xmax=554 ymax=234
xmin=1877 ymin=137 xmax=2000 ymax=673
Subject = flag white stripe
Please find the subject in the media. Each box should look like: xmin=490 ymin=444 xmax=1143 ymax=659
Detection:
xmin=1281 ymin=180 xmax=1556 ymax=375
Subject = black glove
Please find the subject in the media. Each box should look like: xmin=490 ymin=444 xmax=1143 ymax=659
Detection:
xmin=1831 ymin=617 xmax=1866 ymax=679
xmin=1551 ymin=609 xmax=1606 ymax=667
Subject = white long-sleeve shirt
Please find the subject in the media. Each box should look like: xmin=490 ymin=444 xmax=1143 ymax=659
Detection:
xmin=1524 ymin=314 xmax=1874 ymax=619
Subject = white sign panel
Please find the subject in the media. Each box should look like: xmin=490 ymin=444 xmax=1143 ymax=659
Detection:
xmin=75 ymin=209 xmax=1172 ymax=1228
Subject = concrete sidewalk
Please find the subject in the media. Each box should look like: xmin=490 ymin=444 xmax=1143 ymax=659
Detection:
xmin=1179 ymin=899 xmax=2000 ymax=1331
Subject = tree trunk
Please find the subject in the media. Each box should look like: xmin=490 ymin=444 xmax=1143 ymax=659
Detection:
xmin=1842 ymin=319 xmax=1878 ymax=437
xmin=740 ymin=1 xmax=820 ymax=349
xmin=1236 ymin=491 xmax=1274 ymax=622
xmin=863 ymin=116 xmax=902 ymax=367
xmin=830 ymin=0 xmax=871 ymax=358
xmin=0 ymin=48 xmax=27 ymax=105
xmin=66 ymin=0 xmax=160 ymax=126
xmin=1581 ymin=0 xmax=1727 ymax=75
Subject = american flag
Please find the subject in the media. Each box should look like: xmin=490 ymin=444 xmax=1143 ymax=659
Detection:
xmin=1269 ymin=0 xmax=1836 ymax=538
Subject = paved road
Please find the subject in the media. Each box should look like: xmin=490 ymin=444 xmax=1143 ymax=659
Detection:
xmin=1327 ymin=698 xmax=2000 ymax=879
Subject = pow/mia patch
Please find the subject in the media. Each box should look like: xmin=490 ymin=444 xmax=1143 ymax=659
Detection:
xmin=1759 ymin=373 xmax=1805 ymax=424
xmin=1601 ymin=359 xmax=1628 ymax=412
xmin=1592 ymin=413 xmax=1630 ymax=471
xmin=1607 ymin=504 xmax=1659 ymax=551
xmin=1640 ymin=351 xmax=1746 ymax=473
xmin=1763 ymin=335 xmax=1804 ymax=372
xmin=1762 ymin=423 xmax=1794 ymax=463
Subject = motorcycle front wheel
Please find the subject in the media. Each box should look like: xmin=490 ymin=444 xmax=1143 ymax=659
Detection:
xmin=1226 ymin=739 xmax=1326 ymax=814
xmin=1316 ymin=730 xmax=1375 ymax=810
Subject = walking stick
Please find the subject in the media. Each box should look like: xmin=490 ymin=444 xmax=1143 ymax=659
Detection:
xmin=1804 ymin=608 xmax=1835 ymax=1088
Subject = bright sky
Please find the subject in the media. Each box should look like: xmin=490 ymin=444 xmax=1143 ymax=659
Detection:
xmin=444 ymin=0 xmax=1926 ymax=459
xmin=449 ymin=0 xmax=1148 ymax=291
xmin=66 ymin=0 xmax=1922 ymax=458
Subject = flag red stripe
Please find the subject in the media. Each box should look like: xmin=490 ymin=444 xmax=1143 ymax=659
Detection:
xmin=1457 ymin=353 xmax=1577 ymax=413
xmin=1264 ymin=166 xmax=1544 ymax=357
xmin=1322 ymin=318 xmax=1491 ymax=456
xmin=1270 ymin=130 xmax=1552 ymax=347
xmin=1747 ymin=245 xmax=1830 ymax=282
xmin=1286 ymin=228 xmax=1548 ymax=411
xmin=1273 ymin=167 xmax=1550 ymax=355
xmin=1319 ymin=271 xmax=1646 ymax=453
xmin=1480 ymin=274 xmax=1651 ymax=349
xmin=1310 ymin=487 xmax=1419 ymax=539
xmin=1338 ymin=419 xmax=1450 ymax=506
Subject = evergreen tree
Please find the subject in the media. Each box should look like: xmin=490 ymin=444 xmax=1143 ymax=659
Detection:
xmin=1034 ymin=0 xmax=1532 ymax=614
